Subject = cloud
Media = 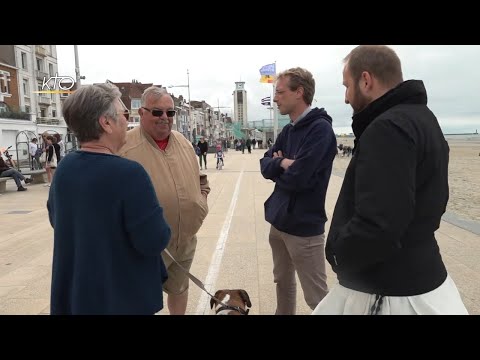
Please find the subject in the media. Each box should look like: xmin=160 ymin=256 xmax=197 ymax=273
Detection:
xmin=57 ymin=45 xmax=480 ymax=133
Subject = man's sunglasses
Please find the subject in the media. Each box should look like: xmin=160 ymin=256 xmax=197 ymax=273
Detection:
xmin=118 ymin=111 xmax=130 ymax=120
xmin=142 ymin=107 xmax=176 ymax=117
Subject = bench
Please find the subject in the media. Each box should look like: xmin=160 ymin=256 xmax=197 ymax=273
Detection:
xmin=0 ymin=177 xmax=9 ymax=193
xmin=0 ymin=169 xmax=47 ymax=193
xmin=20 ymin=169 xmax=47 ymax=184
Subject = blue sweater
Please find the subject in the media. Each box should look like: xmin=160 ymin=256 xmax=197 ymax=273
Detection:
xmin=47 ymin=151 xmax=171 ymax=315
xmin=260 ymin=108 xmax=337 ymax=236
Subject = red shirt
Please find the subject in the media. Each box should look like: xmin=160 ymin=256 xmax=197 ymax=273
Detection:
xmin=154 ymin=137 xmax=169 ymax=151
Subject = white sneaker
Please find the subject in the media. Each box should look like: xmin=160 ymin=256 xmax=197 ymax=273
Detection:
xmin=43 ymin=183 xmax=51 ymax=187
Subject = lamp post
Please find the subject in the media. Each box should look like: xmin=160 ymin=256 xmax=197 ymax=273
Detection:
xmin=167 ymin=69 xmax=191 ymax=141
xmin=73 ymin=45 xmax=86 ymax=87
xmin=216 ymin=98 xmax=232 ymax=144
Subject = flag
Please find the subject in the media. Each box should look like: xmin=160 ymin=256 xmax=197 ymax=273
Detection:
xmin=260 ymin=75 xmax=275 ymax=83
xmin=261 ymin=96 xmax=271 ymax=106
xmin=259 ymin=63 xmax=276 ymax=76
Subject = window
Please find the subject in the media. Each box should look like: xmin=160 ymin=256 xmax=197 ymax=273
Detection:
xmin=23 ymin=79 xmax=29 ymax=97
xmin=52 ymin=110 xmax=57 ymax=117
xmin=49 ymin=63 xmax=54 ymax=76
xmin=21 ymin=52 xmax=27 ymax=69
xmin=36 ymin=58 xmax=43 ymax=71
xmin=131 ymin=99 xmax=141 ymax=109
xmin=40 ymin=108 xmax=46 ymax=118
xmin=237 ymin=92 xmax=243 ymax=104
xmin=0 ymin=71 xmax=10 ymax=94
xmin=0 ymin=102 xmax=8 ymax=113
xmin=25 ymin=105 xmax=30 ymax=113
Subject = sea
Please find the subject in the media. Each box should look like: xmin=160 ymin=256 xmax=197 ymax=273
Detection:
xmin=444 ymin=133 xmax=480 ymax=142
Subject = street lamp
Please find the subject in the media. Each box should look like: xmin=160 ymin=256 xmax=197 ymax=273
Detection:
xmin=216 ymin=98 xmax=232 ymax=142
xmin=74 ymin=45 xmax=86 ymax=87
xmin=167 ymin=69 xmax=191 ymax=140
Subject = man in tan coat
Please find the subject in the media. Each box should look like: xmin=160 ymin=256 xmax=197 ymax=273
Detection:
xmin=120 ymin=86 xmax=210 ymax=315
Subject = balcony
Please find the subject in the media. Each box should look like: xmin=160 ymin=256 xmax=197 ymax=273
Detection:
xmin=36 ymin=70 xmax=49 ymax=80
xmin=0 ymin=111 xmax=31 ymax=121
xmin=38 ymin=95 xmax=51 ymax=105
xmin=36 ymin=117 xmax=59 ymax=125
xmin=35 ymin=45 xmax=47 ymax=56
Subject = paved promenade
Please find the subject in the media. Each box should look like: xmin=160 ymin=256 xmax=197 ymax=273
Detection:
xmin=0 ymin=149 xmax=478 ymax=315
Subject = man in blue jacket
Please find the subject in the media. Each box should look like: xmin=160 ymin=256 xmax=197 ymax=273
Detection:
xmin=260 ymin=67 xmax=337 ymax=315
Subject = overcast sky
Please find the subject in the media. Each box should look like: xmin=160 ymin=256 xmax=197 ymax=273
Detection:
xmin=57 ymin=45 xmax=480 ymax=134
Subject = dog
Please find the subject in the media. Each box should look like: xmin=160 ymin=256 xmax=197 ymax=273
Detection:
xmin=210 ymin=289 xmax=252 ymax=315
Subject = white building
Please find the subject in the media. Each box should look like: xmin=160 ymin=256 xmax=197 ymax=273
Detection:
xmin=0 ymin=45 xmax=68 ymax=156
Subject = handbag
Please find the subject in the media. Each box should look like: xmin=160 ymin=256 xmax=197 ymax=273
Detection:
xmin=50 ymin=154 xmax=58 ymax=168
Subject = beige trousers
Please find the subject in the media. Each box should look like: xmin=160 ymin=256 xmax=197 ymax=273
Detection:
xmin=269 ymin=226 xmax=328 ymax=315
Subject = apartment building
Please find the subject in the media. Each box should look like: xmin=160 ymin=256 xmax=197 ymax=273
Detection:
xmin=109 ymin=80 xmax=154 ymax=124
xmin=0 ymin=45 xmax=67 ymax=150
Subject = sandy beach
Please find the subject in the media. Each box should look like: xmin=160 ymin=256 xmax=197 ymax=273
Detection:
xmin=334 ymin=136 xmax=480 ymax=223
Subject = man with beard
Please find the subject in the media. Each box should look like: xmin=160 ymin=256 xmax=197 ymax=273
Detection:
xmin=120 ymin=86 xmax=210 ymax=315
xmin=313 ymin=45 xmax=468 ymax=315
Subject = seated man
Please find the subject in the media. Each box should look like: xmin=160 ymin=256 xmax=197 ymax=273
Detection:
xmin=0 ymin=156 xmax=32 ymax=191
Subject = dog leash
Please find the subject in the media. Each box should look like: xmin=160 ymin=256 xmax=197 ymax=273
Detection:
xmin=163 ymin=249 xmax=248 ymax=314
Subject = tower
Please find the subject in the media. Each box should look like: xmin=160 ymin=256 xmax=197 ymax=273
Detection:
xmin=233 ymin=81 xmax=248 ymax=128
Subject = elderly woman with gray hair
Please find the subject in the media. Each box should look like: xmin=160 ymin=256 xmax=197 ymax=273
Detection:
xmin=47 ymin=83 xmax=171 ymax=315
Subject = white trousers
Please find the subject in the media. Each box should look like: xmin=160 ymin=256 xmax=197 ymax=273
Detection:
xmin=312 ymin=275 xmax=468 ymax=315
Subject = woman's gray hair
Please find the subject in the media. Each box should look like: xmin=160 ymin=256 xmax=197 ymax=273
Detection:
xmin=62 ymin=83 xmax=122 ymax=142
xmin=141 ymin=86 xmax=170 ymax=106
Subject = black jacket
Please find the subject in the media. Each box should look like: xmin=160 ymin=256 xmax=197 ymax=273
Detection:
xmin=325 ymin=80 xmax=448 ymax=296
xmin=261 ymin=107 xmax=337 ymax=236
xmin=47 ymin=143 xmax=61 ymax=162
xmin=197 ymin=141 xmax=208 ymax=154
xmin=0 ymin=157 xmax=10 ymax=172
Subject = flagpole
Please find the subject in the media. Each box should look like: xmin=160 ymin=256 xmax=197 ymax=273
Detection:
xmin=268 ymin=102 xmax=272 ymax=145
xmin=273 ymin=61 xmax=278 ymax=142
xmin=259 ymin=62 xmax=278 ymax=142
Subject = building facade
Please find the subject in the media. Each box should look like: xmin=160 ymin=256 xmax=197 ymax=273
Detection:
xmin=0 ymin=45 xmax=68 ymax=157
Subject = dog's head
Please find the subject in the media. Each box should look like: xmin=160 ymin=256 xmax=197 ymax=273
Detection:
xmin=210 ymin=289 xmax=252 ymax=315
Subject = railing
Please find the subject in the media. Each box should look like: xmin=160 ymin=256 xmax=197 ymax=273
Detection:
xmin=36 ymin=117 xmax=59 ymax=125
xmin=38 ymin=95 xmax=51 ymax=105
xmin=35 ymin=70 xmax=49 ymax=80
xmin=0 ymin=111 xmax=31 ymax=121
xmin=248 ymin=119 xmax=290 ymax=131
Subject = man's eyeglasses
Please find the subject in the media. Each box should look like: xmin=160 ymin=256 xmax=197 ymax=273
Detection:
xmin=142 ymin=107 xmax=176 ymax=117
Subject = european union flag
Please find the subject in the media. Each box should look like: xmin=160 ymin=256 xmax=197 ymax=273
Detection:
xmin=259 ymin=63 xmax=276 ymax=76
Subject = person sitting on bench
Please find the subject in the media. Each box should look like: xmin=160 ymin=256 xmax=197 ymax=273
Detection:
xmin=0 ymin=156 xmax=32 ymax=191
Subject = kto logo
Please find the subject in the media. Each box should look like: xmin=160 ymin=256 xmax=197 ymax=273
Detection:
xmin=33 ymin=73 xmax=76 ymax=94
